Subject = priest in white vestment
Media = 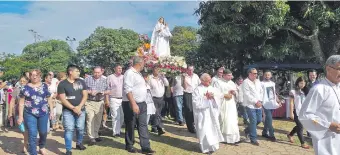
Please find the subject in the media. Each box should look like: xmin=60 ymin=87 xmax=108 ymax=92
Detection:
xmin=211 ymin=67 xmax=224 ymax=86
xmin=193 ymin=73 xmax=224 ymax=154
xmin=299 ymin=55 xmax=340 ymax=155
xmin=213 ymin=69 xmax=240 ymax=144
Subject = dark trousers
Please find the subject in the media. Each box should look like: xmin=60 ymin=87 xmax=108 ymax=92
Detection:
xmin=122 ymin=101 xmax=150 ymax=150
xmin=151 ymin=97 xmax=164 ymax=131
xmin=289 ymin=109 xmax=305 ymax=145
xmin=183 ymin=92 xmax=195 ymax=132
xmin=161 ymin=97 xmax=176 ymax=118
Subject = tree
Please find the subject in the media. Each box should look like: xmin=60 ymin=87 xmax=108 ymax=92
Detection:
xmin=77 ymin=26 xmax=141 ymax=72
xmin=170 ymin=26 xmax=199 ymax=57
xmin=0 ymin=56 xmax=35 ymax=79
xmin=22 ymin=39 xmax=74 ymax=73
xmin=195 ymin=1 xmax=340 ymax=65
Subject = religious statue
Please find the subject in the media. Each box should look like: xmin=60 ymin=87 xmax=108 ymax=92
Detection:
xmin=149 ymin=17 xmax=172 ymax=57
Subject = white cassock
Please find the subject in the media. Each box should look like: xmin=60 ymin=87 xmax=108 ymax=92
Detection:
xmin=299 ymin=79 xmax=340 ymax=155
xmin=213 ymin=80 xmax=240 ymax=143
xmin=150 ymin=22 xmax=171 ymax=57
xmin=193 ymin=84 xmax=224 ymax=153
xmin=211 ymin=76 xmax=221 ymax=87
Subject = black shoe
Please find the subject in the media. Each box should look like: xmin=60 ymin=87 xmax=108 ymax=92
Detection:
xmin=66 ymin=151 xmax=72 ymax=155
xmin=158 ymin=129 xmax=165 ymax=136
xmin=188 ymin=128 xmax=196 ymax=134
xmin=262 ymin=134 xmax=270 ymax=139
xmin=141 ymin=148 xmax=155 ymax=154
xmin=88 ymin=139 xmax=96 ymax=146
xmin=95 ymin=137 xmax=103 ymax=142
xmin=150 ymin=128 xmax=157 ymax=133
xmin=112 ymin=134 xmax=120 ymax=138
xmin=126 ymin=147 xmax=137 ymax=153
xmin=76 ymin=144 xmax=86 ymax=150
xmin=269 ymin=136 xmax=277 ymax=142
xmin=251 ymin=141 xmax=260 ymax=146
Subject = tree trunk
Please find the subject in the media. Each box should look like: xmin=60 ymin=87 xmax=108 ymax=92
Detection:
xmin=310 ymin=35 xmax=325 ymax=64
xmin=331 ymin=38 xmax=340 ymax=55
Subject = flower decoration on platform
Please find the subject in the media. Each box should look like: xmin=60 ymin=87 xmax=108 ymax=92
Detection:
xmin=135 ymin=34 xmax=187 ymax=77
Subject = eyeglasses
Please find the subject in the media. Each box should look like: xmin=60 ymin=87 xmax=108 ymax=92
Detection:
xmin=252 ymin=72 xmax=258 ymax=75
xmin=328 ymin=65 xmax=340 ymax=71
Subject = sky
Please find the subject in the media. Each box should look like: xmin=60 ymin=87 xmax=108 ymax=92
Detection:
xmin=0 ymin=1 xmax=200 ymax=54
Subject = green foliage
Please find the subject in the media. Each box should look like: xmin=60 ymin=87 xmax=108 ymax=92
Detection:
xmin=195 ymin=0 xmax=340 ymax=71
xmin=0 ymin=56 xmax=35 ymax=79
xmin=0 ymin=40 xmax=73 ymax=79
xmin=170 ymin=26 xmax=199 ymax=57
xmin=21 ymin=39 xmax=74 ymax=73
xmin=77 ymin=26 xmax=141 ymax=71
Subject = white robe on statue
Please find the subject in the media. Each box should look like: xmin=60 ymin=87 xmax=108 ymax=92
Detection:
xmin=213 ymin=80 xmax=240 ymax=143
xmin=299 ymin=78 xmax=340 ymax=155
xmin=193 ymin=84 xmax=224 ymax=153
xmin=150 ymin=22 xmax=172 ymax=57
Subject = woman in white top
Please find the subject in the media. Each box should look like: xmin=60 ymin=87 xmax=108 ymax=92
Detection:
xmin=287 ymin=77 xmax=310 ymax=149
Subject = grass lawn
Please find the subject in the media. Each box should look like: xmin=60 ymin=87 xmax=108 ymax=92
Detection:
xmin=70 ymin=118 xmax=313 ymax=155
xmin=0 ymin=117 xmax=314 ymax=155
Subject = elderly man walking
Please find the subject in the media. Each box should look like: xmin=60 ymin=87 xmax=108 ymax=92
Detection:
xmin=122 ymin=56 xmax=155 ymax=154
xmin=242 ymin=68 xmax=263 ymax=146
xmin=299 ymin=55 xmax=340 ymax=155
xmin=193 ymin=73 xmax=224 ymax=154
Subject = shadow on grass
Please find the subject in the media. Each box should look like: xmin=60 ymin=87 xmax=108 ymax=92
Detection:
xmin=163 ymin=124 xmax=196 ymax=138
xmin=148 ymin=131 xmax=200 ymax=153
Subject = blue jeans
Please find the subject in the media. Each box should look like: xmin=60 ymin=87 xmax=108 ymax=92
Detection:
xmin=174 ymin=95 xmax=183 ymax=123
xmin=246 ymin=107 xmax=262 ymax=142
xmin=262 ymin=108 xmax=274 ymax=137
xmin=240 ymin=104 xmax=249 ymax=125
xmin=63 ymin=109 xmax=86 ymax=151
xmin=24 ymin=111 xmax=49 ymax=155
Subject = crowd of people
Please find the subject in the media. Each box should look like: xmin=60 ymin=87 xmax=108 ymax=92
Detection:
xmin=2 ymin=55 xmax=340 ymax=155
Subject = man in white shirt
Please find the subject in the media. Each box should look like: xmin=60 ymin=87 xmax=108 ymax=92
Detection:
xmin=107 ymin=64 xmax=124 ymax=137
xmin=122 ymin=56 xmax=155 ymax=154
xmin=261 ymin=70 xmax=281 ymax=142
xmin=299 ymin=55 xmax=340 ymax=155
xmin=171 ymin=75 xmax=184 ymax=126
xmin=241 ymin=68 xmax=263 ymax=146
xmin=182 ymin=65 xmax=201 ymax=133
xmin=148 ymin=66 xmax=169 ymax=136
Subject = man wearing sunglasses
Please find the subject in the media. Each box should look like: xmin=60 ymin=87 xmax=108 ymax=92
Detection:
xmin=241 ymin=68 xmax=263 ymax=146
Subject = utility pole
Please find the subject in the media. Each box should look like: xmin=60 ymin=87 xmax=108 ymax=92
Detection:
xmin=28 ymin=29 xmax=43 ymax=69
xmin=28 ymin=29 xmax=43 ymax=43
xmin=66 ymin=36 xmax=76 ymax=51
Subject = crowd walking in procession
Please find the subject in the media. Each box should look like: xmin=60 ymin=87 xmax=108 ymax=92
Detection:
xmin=1 ymin=14 xmax=340 ymax=155
xmin=3 ymin=54 xmax=339 ymax=155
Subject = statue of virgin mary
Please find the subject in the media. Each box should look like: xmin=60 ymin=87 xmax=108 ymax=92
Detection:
xmin=149 ymin=17 xmax=172 ymax=57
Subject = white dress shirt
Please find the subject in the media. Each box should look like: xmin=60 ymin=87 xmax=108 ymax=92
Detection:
xmin=122 ymin=67 xmax=147 ymax=103
xmin=241 ymin=78 xmax=263 ymax=109
xmin=148 ymin=74 xmax=169 ymax=98
xmin=172 ymin=76 xmax=184 ymax=96
xmin=183 ymin=73 xmax=200 ymax=94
